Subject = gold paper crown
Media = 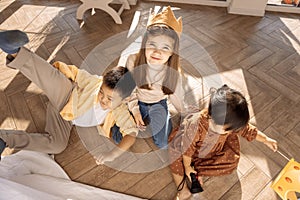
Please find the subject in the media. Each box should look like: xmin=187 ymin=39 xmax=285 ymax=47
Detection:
xmin=147 ymin=6 xmax=182 ymax=36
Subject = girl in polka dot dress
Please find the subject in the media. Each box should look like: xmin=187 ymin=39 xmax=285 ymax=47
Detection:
xmin=168 ymin=85 xmax=278 ymax=200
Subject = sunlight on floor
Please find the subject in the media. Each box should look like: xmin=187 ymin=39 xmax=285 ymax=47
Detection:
xmin=127 ymin=10 xmax=141 ymax=38
xmin=201 ymin=68 xmax=253 ymax=104
xmin=0 ymin=0 xmax=15 ymax=12
xmin=46 ymin=35 xmax=70 ymax=63
xmin=0 ymin=4 xmax=66 ymax=52
xmin=0 ymin=117 xmax=15 ymax=128
xmin=0 ymin=5 xmax=64 ymax=31
xmin=2 ymin=118 xmax=31 ymax=131
xmin=279 ymin=29 xmax=300 ymax=54
xmin=279 ymin=17 xmax=300 ymax=54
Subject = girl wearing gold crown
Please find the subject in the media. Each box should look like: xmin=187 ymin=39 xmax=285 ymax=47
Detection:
xmin=126 ymin=6 xmax=185 ymax=149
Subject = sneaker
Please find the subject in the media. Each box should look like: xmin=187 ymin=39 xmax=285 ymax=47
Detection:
xmin=0 ymin=138 xmax=6 ymax=161
xmin=0 ymin=30 xmax=29 ymax=54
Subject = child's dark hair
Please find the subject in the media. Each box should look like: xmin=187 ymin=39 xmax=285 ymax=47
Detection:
xmin=103 ymin=66 xmax=136 ymax=99
xmin=132 ymin=24 xmax=180 ymax=95
xmin=208 ymin=85 xmax=249 ymax=131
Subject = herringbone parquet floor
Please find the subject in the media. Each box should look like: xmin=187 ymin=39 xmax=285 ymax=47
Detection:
xmin=0 ymin=0 xmax=299 ymax=199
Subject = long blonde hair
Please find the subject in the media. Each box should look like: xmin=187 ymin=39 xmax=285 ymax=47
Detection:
xmin=133 ymin=25 xmax=181 ymax=95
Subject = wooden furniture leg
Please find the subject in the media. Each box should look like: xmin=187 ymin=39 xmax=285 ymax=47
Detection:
xmin=76 ymin=0 xmax=130 ymax=24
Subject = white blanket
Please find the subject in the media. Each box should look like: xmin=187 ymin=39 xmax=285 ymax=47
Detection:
xmin=0 ymin=151 xmax=144 ymax=200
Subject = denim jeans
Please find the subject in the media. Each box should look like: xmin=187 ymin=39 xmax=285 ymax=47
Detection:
xmin=138 ymin=99 xmax=172 ymax=149
xmin=111 ymin=125 xmax=123 ymax=144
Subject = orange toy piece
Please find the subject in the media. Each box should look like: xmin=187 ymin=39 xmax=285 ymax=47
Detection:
xmin=271 ymin=158 xmax=300 ymax=200
xmin=282 ymin=0 xmax=300 ymax=6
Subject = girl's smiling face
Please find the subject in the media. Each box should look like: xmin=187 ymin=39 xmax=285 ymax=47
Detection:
xmin=145 ymin=35 xmax=174 ymax=66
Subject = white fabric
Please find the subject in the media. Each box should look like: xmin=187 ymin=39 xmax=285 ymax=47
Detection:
xmin=0 ymin=178 xmax=63 ymax=200
xmin=0 ymin=151 xmax=144 ymax=200
xmin=72 ymin=102 xmax=110 ymax=127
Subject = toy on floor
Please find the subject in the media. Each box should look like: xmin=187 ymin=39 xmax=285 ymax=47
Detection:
xmin=282 ymin=0 xmax=300 ymax=6
xmin=271 ymin=151 xmax=300 ymax=200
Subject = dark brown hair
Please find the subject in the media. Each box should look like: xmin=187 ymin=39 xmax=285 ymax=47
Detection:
xmin=208 ymin=85 xmax=250 ymax=131
xmin=103 ymin=66 xmax=136 ymax=99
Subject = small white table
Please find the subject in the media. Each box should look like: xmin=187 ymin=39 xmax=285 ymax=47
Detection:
xmin=76 ymin=0 xmax=130 ymax=24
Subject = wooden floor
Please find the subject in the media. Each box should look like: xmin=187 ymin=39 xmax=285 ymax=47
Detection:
xmin=1 ymin=0 xmax=300 ymax=199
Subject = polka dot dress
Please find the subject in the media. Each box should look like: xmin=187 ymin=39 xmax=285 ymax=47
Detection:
xmin=169 ymin=109 xmax=258 ymax=177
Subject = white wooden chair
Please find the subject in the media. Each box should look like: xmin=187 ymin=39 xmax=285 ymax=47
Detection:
xmin=76 ymin=0 xmax=130 ymax=24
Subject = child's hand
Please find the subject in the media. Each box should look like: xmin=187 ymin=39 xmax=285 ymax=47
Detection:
xmin=133 ymin=112 xmax=146 ymax=131
xmin=198 ymin=175 xmax=203 ymax=185
xmin=256 ymin=131 xmax=278 ymax=152
xmin=94 ymin=151 xmax=116 ymax=165
xmin=184 ymin=166 xmax=197 ymax=182
xmin=264 ymin=137 xmax=278 ymax=152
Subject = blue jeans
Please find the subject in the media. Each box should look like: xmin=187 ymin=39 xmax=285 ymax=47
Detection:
xmin=111 ymin=125 xmax=123 ymax=144
xmin=138 ymin=99 xmax=172 ymax=149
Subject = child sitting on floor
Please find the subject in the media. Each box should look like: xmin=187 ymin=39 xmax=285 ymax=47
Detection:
xmin=126 ymin=6 xmax=186 ymax=149
xmin=168 ymin=84 xmax=278 ymax=200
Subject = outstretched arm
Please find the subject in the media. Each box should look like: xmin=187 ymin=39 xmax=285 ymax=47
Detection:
xmin=255 ymin=130 xmax=278 ymax=152
xmin=240 ymin=124 xmax=277 ymax=152
xmin=95 ymin=133 xmax=136 ymax=165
